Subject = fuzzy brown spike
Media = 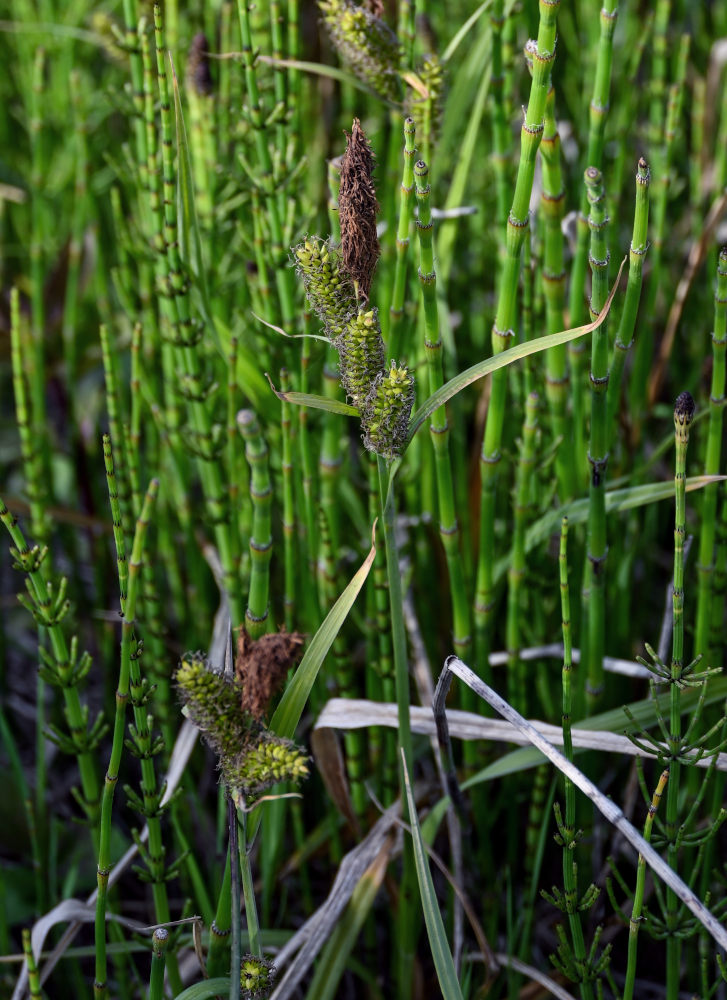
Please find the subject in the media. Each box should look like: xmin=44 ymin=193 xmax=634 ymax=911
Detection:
xmin=188 ymin=33 xmax=213 ymax=96
xmin=235 ymin=628 xmax=305 ymax=721
xmin=339 ymin=118 xmax=380 ymax=298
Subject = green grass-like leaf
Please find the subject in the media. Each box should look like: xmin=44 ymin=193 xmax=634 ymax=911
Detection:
xmin=402 ymin=751 xmax=465 ymax=1000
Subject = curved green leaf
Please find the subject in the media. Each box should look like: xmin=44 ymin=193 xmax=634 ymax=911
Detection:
xmin=494 ymin=475 xmax=726 ymax=585
xmin=405 ymin=257 xmax=626 ymax=448
xmin=271 ymin=527 xmax=376 ymax=740
xmin=266 ymin=378 xmax=360 ymax=418
xmin=172 ymin=977 xmax=230 ymax=999
xmin=402 ymin=752 xmax=465 ymax=1000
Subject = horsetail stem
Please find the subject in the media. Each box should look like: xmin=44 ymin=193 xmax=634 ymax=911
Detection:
xmin=623 ymin=769 xmax=669 ymax=1000
xmin=665 ymin=389 xmax=696 ymax=1000
xmin=0 ymin=499 xmax=101 ymax=838
xmin=386 ymin=116 xmax=417 ymax=360
xmin=490 ymin=0 xmax=511 ymax=238
xmin=280 ymin=369 xmax=296 ymax=629
xmin=695 ymin=250 xmax=727 ymax=660
xmin=585 ymin=166 xmax=610 ymax=709
xmin=475 ymin=0 xmax=560 ymax=666
xmin=95 ymin=477 xmax=158 ymax=999
xmin=238 ymin=410 xmax=272 ymax=639
xmin=607 ymin=158 xmax=650 ymax=438
xmin=567 ymin=0 xmax=618 ymax=331
xmin=10 ymin=288 xmax=49 ymax=545
xmin=415 ymin=158 xmax=470 ymax=659
xmin=153 ymin=3 xmax=243 ymax=626
xmin=540 ymin=85 xmax=572 ymax=501
xmin=236 ymin=0 xmax=295 ymax=324
xmin=506 ymin=393 xmax=539 ymax=714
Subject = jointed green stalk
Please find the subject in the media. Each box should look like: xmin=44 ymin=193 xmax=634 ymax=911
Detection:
xmin=280 ymin=369 xmax=296 ymax=629
xmin=377 ymin=457 xmax=416 ymax=998
xmin=506 ymin=393 xmax=539 ymax=714
xmin=95 ymin=475 xmax=158 ymax=999
xmin=637 ymin=32 xmax=690 ymax=411
xmin=238 ymin=410 xmax=272 ymax=639
xmin=152 ymin=4 xmax=244 ymax=626
xmin=567 ymin=0 xmax=618 ymax=483
xmin=0 ymin=500 xmax=101 ymax=837
xmin=490 ymin=0 xmax=510 ymax=240
xmin=148 ymin=928 xmax=169 ymax=1000
xmin=475 ymin=0 xmax=560 ymax=666
xmin=236 ymin=0 xmax=295 ymax=324
xmin=665 ymin=391 xmax=696 ymax=1000
xmin=415 ymin=159 xmax=470 ymax=659
xmin=547 ymin=517 xmax=596 ymax=1000
xmin=567 ymin=0 xmax=618 ymax=329
xmin=386 ymin=116 xmax=417 ymax=361
xmin=695 ymin=250 xmax=727 ymax=660
xmin=584 ymin=167 xmax=609 ymax=708
xmin=539 ymin=86 xmax=572 ymax=500
xmin=623 ymin=769 xmax=668 ymax=1000
xmin=9 ymin=288 xmax=48 ymax=546
xmin=607 ymin=159 xmax=650 ymax=439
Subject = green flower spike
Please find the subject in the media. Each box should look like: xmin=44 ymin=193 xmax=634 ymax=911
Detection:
xmin=292 ymin=236 xmax=355 ymax=338
xmin=221 ymin=730 xmax=310 ymax=801
xmin=406 ymin=53 xmax=444 ymax=147
xmin=175 ymin=653 xmax=248 ymax=760
xmin=240 ymin=953 xmax=276 ymax=998
xmin=362 ymin=360 xmax=415 ymax=459
xmin=336 ymin=307 xmax=386 ymax=408
xmin=318 ymin=0 xmax=402 ymax=103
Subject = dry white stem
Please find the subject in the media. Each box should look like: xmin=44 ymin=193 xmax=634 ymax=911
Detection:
xmin=442 ymin=656 xmax=727 ymax=954
xmin=313 ymin=698 xmax=727 ymax=771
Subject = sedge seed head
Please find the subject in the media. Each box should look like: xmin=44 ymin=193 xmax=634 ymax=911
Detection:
xmin=361 ymin=360 xmax=415 ymax=459
xmin=240 ymin=954 xmax=276 ymax=998
xmin=339 ymin=118 xmax=380 ymax=298
xmin=335 ymin=307 xmax=386 ymax=408
xmin=318 ymin=0 xmax=401 ymax=103
xmin=220 ymin=730 xmax=310 ymax=801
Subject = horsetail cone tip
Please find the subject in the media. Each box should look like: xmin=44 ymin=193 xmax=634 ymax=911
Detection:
xmin=674 ymin=391 xmax=695 ymax=428
xmin=637 ymin=157 xmax=650 ymax=182
xmin=719 ymin=246 xmax=727 ymax=270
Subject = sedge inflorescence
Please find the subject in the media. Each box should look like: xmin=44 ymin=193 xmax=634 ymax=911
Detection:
xmin=175 ymin=653 xmax=309 ymax=802
xmin=318 ymin=0 xmax=401 ymax=103
xmin=292 ymin=120 xmax=414 ymax=459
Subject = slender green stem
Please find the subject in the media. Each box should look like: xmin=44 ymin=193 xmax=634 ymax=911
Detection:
xmin=623 ymin=769 xmax=668 ymax=1000
xmin=377 ymin=456 xmax=415 ymax=998
xmin=280 ymin=369 xmax=296 ymax=629
xmin=567 ymin=0 xmax=618 ymax=330
xmin=540 ymin=87 xmax=572 ymax=500
xmin=695 ymin=250 xmax=727 ymax=660
xmin=236 ymin=0 xmax=295 ymax=324
xmin=475 ymin=0 xmax=560 ymax=665
xmin=584 ymin=167 xmax=610 ymax=709
xmin=665 ymin=391 xmax=696 ymax=1000
xmin=0 ymin=501 xmax=101 ymax=837
xmin=506 ymin=393 xmax=539 ymax=714
xmin=557 ymin=516 xmax=595 ymax=1000
xmin=95 ymin=476 xmax=158 ymax=999
xmin=415 ymin=159 xmax=471 ymax=659
xmin=238 ymin=410 xmax=272 ymax=638
xmin=148 ymin=928 xmax=169 ymax=1000
xmin=387 ymin=116 xmax=417 ymax=361
xmin=607 ymin=159 xmax=650 ymax=438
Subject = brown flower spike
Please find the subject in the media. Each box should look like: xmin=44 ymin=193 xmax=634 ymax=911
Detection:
xmin=235 ymin=628 xmax=305 ymax=721
xmin=339 ymin=118 xmax=380 ymax=299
